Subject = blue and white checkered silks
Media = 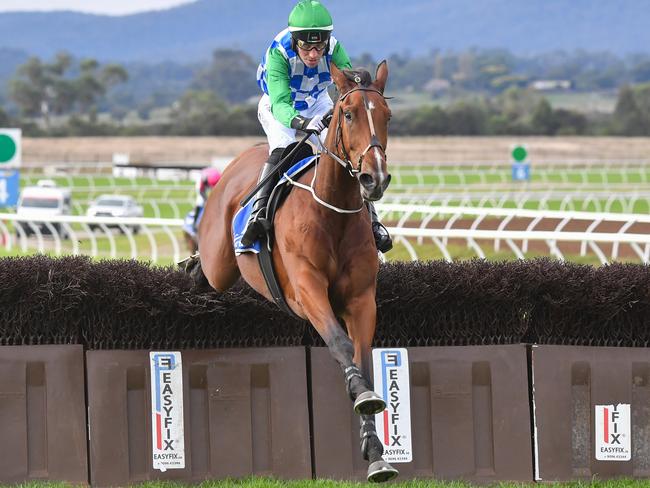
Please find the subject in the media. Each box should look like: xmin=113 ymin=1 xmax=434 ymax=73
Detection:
xmin=232 ymin=155 xmax=317 ymax=255
xmin=257 ymin=28 xmax=338 ymax=111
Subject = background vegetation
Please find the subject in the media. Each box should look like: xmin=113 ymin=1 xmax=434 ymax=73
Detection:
xmin=3 ymin=48 xmax=650 ymax=137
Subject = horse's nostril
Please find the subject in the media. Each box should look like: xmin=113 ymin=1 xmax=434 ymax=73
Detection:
xmin=359 ymin=173 xmax=375 ymax=190
xmin=383 ymin=174 xmax=392 ymax=191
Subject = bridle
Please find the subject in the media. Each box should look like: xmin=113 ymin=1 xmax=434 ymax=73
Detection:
xmin=320 ymin=80 xmax=390 ymax=178
xmin=286 ymin=76 xmax=391 ymax=214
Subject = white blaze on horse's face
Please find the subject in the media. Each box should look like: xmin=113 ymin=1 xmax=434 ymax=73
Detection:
xmin=355 ymin=91 xmax=390 ymax=202
xmin=330 ymin=64 xmax=392 ymax=201
xmin=367 ymin=100 xmax=389 ymax=197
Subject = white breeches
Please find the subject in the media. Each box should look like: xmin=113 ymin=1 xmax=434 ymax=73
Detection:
xmin=257 ymin=94 xmax=333 ymax=154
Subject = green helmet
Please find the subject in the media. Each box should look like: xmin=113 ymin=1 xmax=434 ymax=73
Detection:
xmin=288 ymin=0 xmax=333 ymax=44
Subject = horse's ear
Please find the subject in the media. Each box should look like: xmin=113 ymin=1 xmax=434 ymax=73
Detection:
xmin=331 ymin=62 xmax=351 ymax=93
xmin=374 ymin=60 xmax=388 ymax=94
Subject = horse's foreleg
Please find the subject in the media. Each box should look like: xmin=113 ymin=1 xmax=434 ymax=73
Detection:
xmin=342 ymin=291 xmax=399 ymax=483
xmin=296 ymin=272 xmax=381 ymax=413
xmin=340 ymin=291 xmax=386 ymax=415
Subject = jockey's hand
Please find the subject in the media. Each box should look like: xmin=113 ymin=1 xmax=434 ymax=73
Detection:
xmin=291 ymin=114 xmax=326 ymax=134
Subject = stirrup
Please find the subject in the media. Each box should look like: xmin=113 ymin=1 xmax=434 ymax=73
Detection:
xmin=372 ymin=222 xmax=393 ymax=253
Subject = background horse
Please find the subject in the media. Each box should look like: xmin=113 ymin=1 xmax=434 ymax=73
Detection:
xmin=190 ymin=62 xmax=396 ymax=482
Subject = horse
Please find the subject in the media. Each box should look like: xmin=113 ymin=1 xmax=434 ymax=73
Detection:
xmin=188 ymin=61 xmax=396 ymax=482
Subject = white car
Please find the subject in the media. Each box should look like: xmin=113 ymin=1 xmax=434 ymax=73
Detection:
xmin=86 ymin=195 xmax=144 ymax=233
xmin=16 ymin=184 xmax=73 ymax=238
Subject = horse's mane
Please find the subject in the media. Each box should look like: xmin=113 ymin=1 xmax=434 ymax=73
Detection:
xmin=342 ymin=68 xmax=372 ymax=87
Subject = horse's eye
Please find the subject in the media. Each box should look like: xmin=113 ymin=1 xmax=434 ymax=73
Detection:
xmin=344 ymin=111 xmax=353 ymax=122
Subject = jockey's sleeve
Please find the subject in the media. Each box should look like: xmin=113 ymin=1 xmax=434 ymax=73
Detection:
xmin=266 ymin=41 xmax=353 ymax=128
xmin=331 ymin=41 xmax=353 ymax=71
xmin=266 ymin=48 xmax=298 ymax=128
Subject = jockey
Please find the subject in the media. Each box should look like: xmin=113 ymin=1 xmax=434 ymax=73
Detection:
xmin=193 ymin=166 xmax=221 ymax=229
xmin=240 ymin=0 xmax=392 ymax=252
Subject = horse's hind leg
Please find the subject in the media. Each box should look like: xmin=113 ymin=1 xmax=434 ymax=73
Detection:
xmin=199 ymin=223 xmax=241 ymax=292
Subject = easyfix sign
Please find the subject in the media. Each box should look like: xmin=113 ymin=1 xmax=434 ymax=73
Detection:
xmin=150 ymin=352 xmax=185 ymax=471
xmin=373 ymin=348 xmax=412 ymax=463
xmin=595 ymin=404 xmax=631 ymax=461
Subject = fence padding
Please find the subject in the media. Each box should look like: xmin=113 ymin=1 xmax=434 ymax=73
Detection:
xmin=533 ymin=345 xmax=650 ymax=480
xmin=311 ymin=345 xmax=532 ymax=481
xmin=2 ymin=256 xmax=650 ymax=347
xmin=87 ymin=348 xmax=310 ymax=486
xmin=0 ymin=345 xmax=87 ymax=483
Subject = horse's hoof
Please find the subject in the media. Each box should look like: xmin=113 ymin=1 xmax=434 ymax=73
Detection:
xmin=354 ymin=391 xmax=386 ymax=415
xmin=177 ymin=256 xmax=192 ymax=269
xmin=367 ymin=460 xmax=399 ymax=483
xmin=177 ymin=253 xmax=199 ymax=271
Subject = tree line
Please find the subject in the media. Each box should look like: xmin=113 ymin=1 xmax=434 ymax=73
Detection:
xmin=3 ymin=49 xmax=650 ymax=136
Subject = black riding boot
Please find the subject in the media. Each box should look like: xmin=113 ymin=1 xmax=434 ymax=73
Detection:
xmin=367 ymin=201 xmax=392 ymax=253
xmin=241 ymin=147 xmax=284 ymax=247
xmin=192 ymin=205 xmax=202 ymax=231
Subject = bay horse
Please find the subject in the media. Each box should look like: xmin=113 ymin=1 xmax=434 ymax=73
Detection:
xmin=190 ymin=62 xmax=397 ymax=482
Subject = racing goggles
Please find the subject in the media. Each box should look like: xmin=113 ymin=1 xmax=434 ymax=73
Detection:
xmin=296 ymin=39 xmax=328 ymax=52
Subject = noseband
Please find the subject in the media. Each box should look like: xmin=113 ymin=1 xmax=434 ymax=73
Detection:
xmin=325 ymin=81 xmax=389 ymax=177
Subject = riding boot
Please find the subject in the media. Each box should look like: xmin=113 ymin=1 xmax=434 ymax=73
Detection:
xmin=241 ymin=147 xmax=284 ymax=247
xmin=367 ymin=201 xmax=393 ymax=253
xmin=192 ymin=205 xmax=202 ymax=232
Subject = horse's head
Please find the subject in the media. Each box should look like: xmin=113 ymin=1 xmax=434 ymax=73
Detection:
xmin=330 ymin=62 xmax=391 ymax=201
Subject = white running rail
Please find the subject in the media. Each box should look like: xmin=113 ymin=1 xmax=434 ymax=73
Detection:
xmin=0 ymin=214 xmax=185 ymax=264
xmin=2 ymin=205 xmax=650 ymax=265
xmin=376 ymin=203 xmax=650 ymax=264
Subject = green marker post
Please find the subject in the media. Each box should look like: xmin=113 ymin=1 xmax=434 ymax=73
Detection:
xmin=511 ymin=144 xmax=530 ymax=181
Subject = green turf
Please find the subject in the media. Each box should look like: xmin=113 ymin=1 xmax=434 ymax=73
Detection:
xmin=7 ymin=477 xmax=650 ymax=488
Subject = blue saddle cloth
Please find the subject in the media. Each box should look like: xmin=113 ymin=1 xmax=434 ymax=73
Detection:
xmin=233 ymin=155 xmax=316 ymax=254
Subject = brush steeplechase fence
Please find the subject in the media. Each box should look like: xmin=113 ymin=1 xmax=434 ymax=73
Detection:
xmin=1 ymin=257 xmax=650 ymax=484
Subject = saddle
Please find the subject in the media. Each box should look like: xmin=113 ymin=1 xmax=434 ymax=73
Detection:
xmin=264 ymin=142 xmax=316 ymax=240
xmin=240 ymin=142 xmax=316 ymax=318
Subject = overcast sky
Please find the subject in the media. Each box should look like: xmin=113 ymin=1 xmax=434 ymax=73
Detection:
xmin=0 ymin=0 xmax=196 ymax=15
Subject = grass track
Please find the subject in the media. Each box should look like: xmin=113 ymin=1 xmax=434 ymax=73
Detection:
xmin=9 ymin=477 xmax=650 ymax=488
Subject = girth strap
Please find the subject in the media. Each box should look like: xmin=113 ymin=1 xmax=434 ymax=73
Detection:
xmin=257 ymin=234 xmax=301 ymax=320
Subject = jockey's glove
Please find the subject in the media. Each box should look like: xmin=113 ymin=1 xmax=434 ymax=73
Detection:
xmin=291 ymin=113 xmax=327 ymax=134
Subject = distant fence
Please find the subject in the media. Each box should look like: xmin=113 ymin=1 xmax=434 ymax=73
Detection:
xmin=378 ymin=204 xmax=650 ymax=263
xmin=0 ymin=213 xmax=185 ymax=262
xmin=4 ymin=204 xmax=650 ymax=264
xmin=382 ymin=189 xmax=650 ymax=213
